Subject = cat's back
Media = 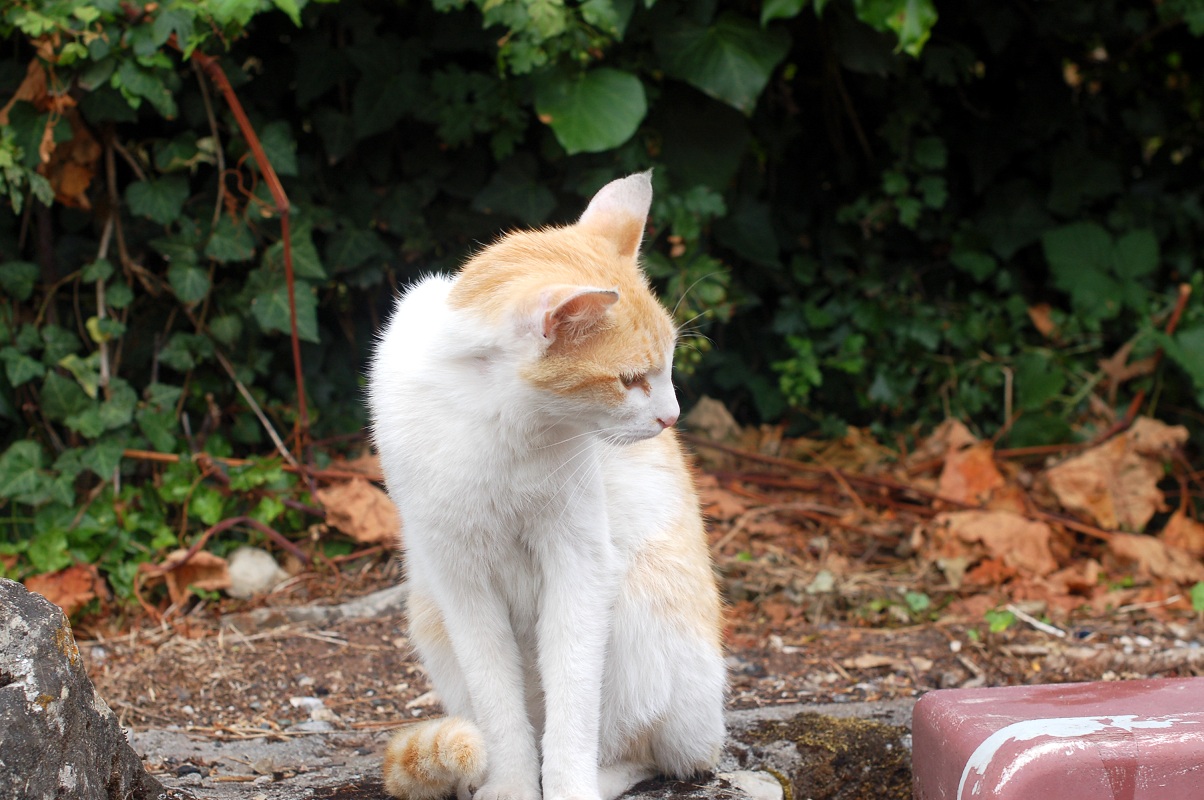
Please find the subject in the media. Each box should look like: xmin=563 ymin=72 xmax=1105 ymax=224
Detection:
xmin=371 ymin=274 xmax=456 ymax=381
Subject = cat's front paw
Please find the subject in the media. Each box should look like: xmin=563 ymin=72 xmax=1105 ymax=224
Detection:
xmin=473 ymin=781 xmax=541 ymax=800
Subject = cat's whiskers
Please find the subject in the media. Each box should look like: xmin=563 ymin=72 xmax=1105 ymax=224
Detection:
xmin=529 ymin=424 xmax=626 ymax=521
xmin=670 ymin=271 xmax=725 ymax=319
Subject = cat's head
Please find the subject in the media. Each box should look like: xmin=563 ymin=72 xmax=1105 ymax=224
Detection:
xmin=449 ymin=172 xmax=679 ymax=444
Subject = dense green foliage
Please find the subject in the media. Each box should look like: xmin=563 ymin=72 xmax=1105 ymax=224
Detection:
xmin=1 ymin=0 xmax=1202 ymax=596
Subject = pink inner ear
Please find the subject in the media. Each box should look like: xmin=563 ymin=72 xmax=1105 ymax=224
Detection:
xmin=543 ymin=288 xmax=619 ymax=341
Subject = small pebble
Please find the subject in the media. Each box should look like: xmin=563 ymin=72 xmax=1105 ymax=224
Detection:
xmin=289 ymin=720 xmax=334 ymax=733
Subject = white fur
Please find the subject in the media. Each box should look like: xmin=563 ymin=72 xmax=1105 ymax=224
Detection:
xmin=366 ymin=173 xmax=722 ymax=800
xmin=368 ymin=263 xmax=724 ymax=797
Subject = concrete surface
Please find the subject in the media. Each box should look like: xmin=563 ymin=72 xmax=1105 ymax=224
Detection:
xmin=133 ymin=698 xmax=916 ymax=799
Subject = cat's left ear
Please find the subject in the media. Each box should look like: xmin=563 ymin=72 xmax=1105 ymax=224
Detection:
xmin=577 ymin=171 xmax=653 ymax=259
xmin=539 ymin=286 xmax=619 ymax=344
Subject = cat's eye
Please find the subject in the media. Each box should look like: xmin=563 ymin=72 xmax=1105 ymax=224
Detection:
xmin=621 ymin=373 xmax=651 ymax=394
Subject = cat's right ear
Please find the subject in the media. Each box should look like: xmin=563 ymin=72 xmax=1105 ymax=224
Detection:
xmin=577 ymin=171 xmax=653 ymax=259
xmin=537 ymin=286 xmax=619 ymax=345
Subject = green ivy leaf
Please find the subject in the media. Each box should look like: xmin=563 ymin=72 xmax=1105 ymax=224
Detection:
xmin=80 ymin=438 xmax=125 ymax=479
xmin=761 ymin=0 xmax=808 ymax=25
xmin=1158 ymin=325 xmax=1204 ymax=399
xmin=324 ymin=228 xmax=388 ymax=275
xmin=58 ymin=353 xmax=101 ymax=398
xmin=0 ymin=441 xmax=49 ymax=502
xmin=65 ymin=405 xmax=106 ymax=438
xmin=205 ymin=216 xmax=257 ymax=263
xmin=98 ymin=379 xmax=137 ymax=431
xmin=0 ymin=261 xmax=39 ymax=300
xmin=126 ymin=176 xmax=190 ymax=225
xmin=167 ymin=262 xmax=211 ymax=304
xmin=257 ymin=121 xmax=300 ymax=177
xmin=190 ymin=484 xmax=226 ymax=526
xmin=472 ymin=160 xmax=556 ymax=225
xmin=1014 ymin=351 xmax=1066 ymax=411
xmin=115 ymin=60 xmax=177 ymax=118
xmin=534 ymin=68 xmax=647 ymax=154
xmin=271 ymin=0 xmax=304 ymax=26
xmin=1043 ymin=222 xmax=1158 ymax=321
xmin=27 ymin=529 xmax=72 ymax=574
xmin=252 ymin=281 xmax=320 ymax=343
xmin=208 ymin=315 xmax=244 ymax=346
xmin=40 ymin=371 xmax=92 ymax=421
xmin=950 ymin=244 xmax=996 ymax=281
xmin=853 ymin=0 xmax=937 ymax=56
xmin=656 ymin=13 xmax=790 ymax=114
xmin=5 ymin=103 xmax=48 ymax=170
xmin=42 ymin=326 xmax=80 ymax=363
xmin=81 ymin=258 xmax=115 ymax=284
xmin=263 ymin=223 xmax=325 ymax=279
xmin=106 ymin=281 xmax=134 ymax=310
xmin=152 ymin=7 xmax=196 ymax=46
xmin=353 ymin=71 xmax=418 ymax=140
xmin=1 ymin=347 xmax=46 ymax=387
xmin=159 ymin=332 xmax=213 ymax=372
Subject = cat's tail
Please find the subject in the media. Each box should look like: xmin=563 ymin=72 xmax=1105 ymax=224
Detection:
xmin=382 ymin=716 xmax=487 ymax=800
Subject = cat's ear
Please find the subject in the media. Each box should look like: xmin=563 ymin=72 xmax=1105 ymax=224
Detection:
xmin=577 ymin=171 xmax=652 ymax=258
xmin=539 ymin=286 xmax=619 ymax=344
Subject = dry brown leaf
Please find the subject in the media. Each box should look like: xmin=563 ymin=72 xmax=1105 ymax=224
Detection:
xmin=43 ymin=108 xmax=100 ymax=209
xmin=160 ymin=549 xmax=230 ymax=606
xmin=1044 ymin=418 xmax=1186 ymax=531
xmin=1027 ymin=303 xmax=1058 ymax=339
xmin=962 ymin=557 xmax=1017 ymax=588
xmin=934 ymin=510 xmax=1058 ymax=577
xmin=907 ymin=419 xmax=979 ymax=468
xmin=938 ymin=442 xmax=1005 ymax=505
xmin=1159 ymin=510 xmax=1204 ymax=557
xmin=984 ymin=483 xmax=1029 ymax=515
xmin=1107 ymin=533 xmax=1204 ymax=584
xmin=0 ymin=59 xmax=47 ymax=124
xmin=1098 ymin=343 xmax=1158 ymax=402
xmin=326 ymin=452 xmax=384 ymax=481
xmin=1125 ymin=417 xmax=1189 ymax=458
xmin=699 ymin=484 xmax=748 ymax=522
xmin=315 ymin=478 xmax=401 ymax=544
xmin=1047 ymin=558 xmax=1103 ymax=594
xmin=23 ymin=564 xmax=106 ymax=617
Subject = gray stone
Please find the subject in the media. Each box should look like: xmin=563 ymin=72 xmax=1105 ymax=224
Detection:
xmin=0 ymin=578 xmax=183 ymax=800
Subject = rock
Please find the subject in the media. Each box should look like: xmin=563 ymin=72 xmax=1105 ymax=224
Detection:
xmin=226 ymin=546 xmax=291 ymax=599
xmin=716 ymin=770 xmax=785 ymax=800
xmin=0 ymin=578 xmax=184 ymax=800
xmin=223 ymin=582 xmax=406 ymax=632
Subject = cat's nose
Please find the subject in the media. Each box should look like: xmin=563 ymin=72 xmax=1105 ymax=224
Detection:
xmin=657 ymin=414 xmax=678 ymax=429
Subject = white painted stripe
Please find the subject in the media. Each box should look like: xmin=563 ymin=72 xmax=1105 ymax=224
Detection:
xmin=957 ymin=714 xmax=1202 ymax=799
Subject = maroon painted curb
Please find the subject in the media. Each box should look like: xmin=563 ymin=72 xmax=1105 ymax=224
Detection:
xmin=912 ymin=677 xmax=1204 ymax=799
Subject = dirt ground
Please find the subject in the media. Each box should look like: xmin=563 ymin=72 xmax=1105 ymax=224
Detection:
xmin=78 ymin=423 xmax=1204 ymax=753
xmin=81 ymin=555 xmax=1203 ymax=741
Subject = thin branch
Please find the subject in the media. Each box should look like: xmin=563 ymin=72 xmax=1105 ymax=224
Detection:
xmin=191 ymin=59 xmax=227 ymax=231
xmin=185 ymin=44 xmax=311 ymax=484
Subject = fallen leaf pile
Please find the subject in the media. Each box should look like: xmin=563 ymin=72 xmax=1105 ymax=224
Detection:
xmin=691 ymin=410 xmax=1201 ymax=631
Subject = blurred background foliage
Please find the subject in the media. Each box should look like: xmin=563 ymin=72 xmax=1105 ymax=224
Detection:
xmin=1 ymin=0 xmax=1202 ymax=594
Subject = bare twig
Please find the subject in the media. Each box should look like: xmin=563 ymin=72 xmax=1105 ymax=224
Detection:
xmin=185 ymin=44 xmax=311 ymax=481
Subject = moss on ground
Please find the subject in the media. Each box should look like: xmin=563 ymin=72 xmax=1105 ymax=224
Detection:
xmin=741 ymin=713 xmax=911 ymax=800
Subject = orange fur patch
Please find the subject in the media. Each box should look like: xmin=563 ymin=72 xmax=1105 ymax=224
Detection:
xmin=447 ymin=225 xmax=675 ymax=405
xmin=382 ymin=717 xmax=486 ymax=800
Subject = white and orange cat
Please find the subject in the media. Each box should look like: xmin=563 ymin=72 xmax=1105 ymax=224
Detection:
xmin=367 ymin=172 xmax=725 ymax=800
